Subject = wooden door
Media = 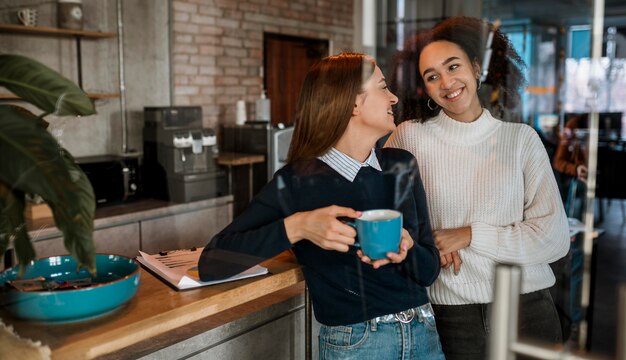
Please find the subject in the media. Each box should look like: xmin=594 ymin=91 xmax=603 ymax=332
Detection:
xmin=264 ymin=34 xmax=329 ymax=125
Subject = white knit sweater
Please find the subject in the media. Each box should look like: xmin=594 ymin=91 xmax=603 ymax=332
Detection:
xmin=386 ymin=110 xmax=570 ymax=305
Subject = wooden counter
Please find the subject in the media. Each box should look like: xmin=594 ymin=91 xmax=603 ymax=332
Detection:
xmin=0 ymin=252 xmax=304 ymax=359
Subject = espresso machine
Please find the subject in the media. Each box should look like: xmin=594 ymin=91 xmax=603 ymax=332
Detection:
xmin=143 ymin=106 xmax=227 ymax=202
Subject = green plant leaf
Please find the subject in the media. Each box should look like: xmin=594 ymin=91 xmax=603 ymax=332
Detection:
xmin=0 ymin=105 xmax=96 ymax=273
xmin=0 ymin=184 xmax=34 ymax=276
xmin=0 ymin=54 xmax=95 ymax=116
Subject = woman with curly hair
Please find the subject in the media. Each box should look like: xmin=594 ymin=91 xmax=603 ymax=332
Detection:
xmin=385 ymin=16 xmax=570 ymax=359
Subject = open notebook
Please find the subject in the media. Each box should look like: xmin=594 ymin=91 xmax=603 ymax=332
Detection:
xmin=137 ymin=247 xmax=268 ymax=290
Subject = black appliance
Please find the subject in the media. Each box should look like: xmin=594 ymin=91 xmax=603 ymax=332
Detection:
xmin=76 ymin=155 xmax=141 ymax=207
xmin=220 ymin=122 xmax=293 ymax=214
xmin=143 ymin=106 xmax=227 ymax=202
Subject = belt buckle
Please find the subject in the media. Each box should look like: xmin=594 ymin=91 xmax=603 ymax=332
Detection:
xmin=394 ymin=308 xmax=415 ymax=323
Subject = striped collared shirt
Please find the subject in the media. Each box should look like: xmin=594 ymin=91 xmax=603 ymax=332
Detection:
xmin=318 ymin=147 xmax=382 ymax=182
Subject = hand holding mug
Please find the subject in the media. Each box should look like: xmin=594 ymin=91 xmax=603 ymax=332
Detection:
xmin=359 ymin=228 xmax=413 ymax=269
xmin=283 ymin=205 xmax=360 ymax=252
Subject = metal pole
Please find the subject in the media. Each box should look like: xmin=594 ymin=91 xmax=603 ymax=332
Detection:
xmin=489 ymin=264 xmax=521 ymax=360
xmin=116 ymin=0 xmax=128 ymax=154
xmin=305 ymin=285 xmax=312 ymax=360
xmin=580 ymin=0 xmax=605 ymax=349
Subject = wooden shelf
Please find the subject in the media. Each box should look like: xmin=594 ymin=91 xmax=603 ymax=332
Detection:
xmin=0 ymin=92 xmax=120 ymax=100
xmin=0 ymin=23 xmax=116 ymax=38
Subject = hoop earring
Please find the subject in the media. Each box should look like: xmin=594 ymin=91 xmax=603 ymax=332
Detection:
xmin=477 ymin=78 xmax=482 ymax=90
xmin=427 ymin=98 xmax=438 ymax=111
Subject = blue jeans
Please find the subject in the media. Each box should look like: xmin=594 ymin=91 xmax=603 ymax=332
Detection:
xmin=318 ymin=305 xmax=445 ymax=359
xmin=432 ymin=289 xmax=562 ymax=360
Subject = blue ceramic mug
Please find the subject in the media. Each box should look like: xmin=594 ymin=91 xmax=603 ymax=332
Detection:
xmin=348 ymin=209 xmax=403 ymax=260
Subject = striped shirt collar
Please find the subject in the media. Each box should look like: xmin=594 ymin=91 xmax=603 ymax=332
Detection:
xmin=318 ymin=147 xmax=382 ymax=182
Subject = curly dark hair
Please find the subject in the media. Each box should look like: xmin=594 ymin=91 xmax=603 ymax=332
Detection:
xmin=389 ymin=16 xmax=526 ymax=123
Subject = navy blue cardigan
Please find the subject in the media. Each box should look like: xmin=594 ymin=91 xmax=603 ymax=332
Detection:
xmin=199 ymin=148 xmax=440 ymax=326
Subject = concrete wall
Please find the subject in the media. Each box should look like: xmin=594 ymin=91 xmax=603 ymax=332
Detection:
xmin=0 ymin=0 xmax=169 ymax=157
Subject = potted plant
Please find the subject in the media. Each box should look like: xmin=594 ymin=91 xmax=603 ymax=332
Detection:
xmin=0 ymin=54 xmax=97 ymax=274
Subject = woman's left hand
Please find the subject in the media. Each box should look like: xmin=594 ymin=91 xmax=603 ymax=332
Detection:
xmin=433 ymin=227 xmax=471 ymax=256
xmin=358 ymin=228 xmax=414 ymax=269
xmin=434 ymin=227 xmax=470 ymax=274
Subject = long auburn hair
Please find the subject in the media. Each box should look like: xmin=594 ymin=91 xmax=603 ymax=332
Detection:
xmin=390 ymin=16 xmax=526 ymax=123
xmin=287 ymin=53 xmax=376 ymax=164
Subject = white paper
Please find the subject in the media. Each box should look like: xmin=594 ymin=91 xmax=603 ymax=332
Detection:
xmin=137 ymin=247 xmax=268 ymax=290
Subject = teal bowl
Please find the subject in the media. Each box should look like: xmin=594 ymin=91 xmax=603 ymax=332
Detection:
xmin=0 ymin=254 xmax=140 ymax=323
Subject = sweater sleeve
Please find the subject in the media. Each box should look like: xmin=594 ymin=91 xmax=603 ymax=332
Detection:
xmin=198 ymin=173 xmax=294 ymax=281
xmin=469 ymin=129 xmax=570 ymax=265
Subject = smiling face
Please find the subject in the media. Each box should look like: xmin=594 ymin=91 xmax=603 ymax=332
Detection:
xmin=419 ymin=40 xmax=483 ymax=122
xmin=353 ymin=65 xmax=399 ymax=137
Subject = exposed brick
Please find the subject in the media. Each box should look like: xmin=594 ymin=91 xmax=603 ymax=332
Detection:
xmin=173 ymin=22 xmax=200 ymax=34
xmin=175 ymin=34 xmax=193 ymax=43
xmin=190 ymin=94 xmax=215 ymax=104
xmin=245 ymin=30 xmax=263 ymax=41
xmin=317 ymin=0 xmax=331 ymax=8
xmin=174 ymin=86 xmax=200 ymax=95
xmin=190 ymin=76 xmax=214 ymax=85
xmin=222 ymin=37 xmax=244 ymax=48
xmin=223 ymin=10 xmax=243 ymax=20
xmin=190 ymin=55 xmax=218 ymax=65
xmin=200 ymin=87 xmax=218 ymax=95
xmin=216 ymin=95 xmax=236 ymax=105
xmin=194 ymin=35 xmax=220 ymax=45
xmin=242 ymin=77 xmax=262 ymax=86
xmin=199 ymin=66 xmax=220 ymax=75
xmin=299 ymin=11 xmax=315 ymax=22
xmin=174 ymin=75 xmax=189 ymax=85
xmin=173 ymin=44 xmax=199 ymax=55
xmin=198 ymin=5 xmax=224 ymax=16
xmin=172 ymin=0 xmax=354 ymax=125
xmin=190 ymin=14 xmax=217 ymax=25
xmin=269 ymin=0 xmax=289 ymax=8
xmin=174 ymin=64 xmax=198 ymax=75
xmin=279 ymin=9 xmax=300 ymax=20
xmin=224 ymin=67 xmax=247 ymax=76
xmin=199 ymin=25 xmax=224 ymax=36
xmin=247 ymin=86 xmax=262 ymax=96
xmin=238 ymin=3 xmax=260 ymax=13
xmin=199 ymin=45 xmax=225 ymax=56
xmin=263 ymin=24 xmax=279 ymax=33
xmin=225 ymin=47 xmax=247 ymax=58
xmin=241 ymin=21 xmax=263 ymax=31
xmin=173 ymin=12 xmax=190 ymax=22
xmin=174 ymin=96 xmax=191 ymax=105
xmin=215 ymin=76 xmax=239 ymax=85
xmin=248 ymin=48 xmax=262 ymax=58
xmin=243 ymin=39 xmax=262 ymax=49
xmin=215 ymin=0 xmax=238 ymax=9
xmin=241 ymin=58 xmax=261 ymax=67
xmin=217 ymin=57 xmax=240 ymax=67
xmin=216 ymin=18 xmax=240 ymax=29
xmin=289 ymin=2 xmax=306 ymax=11
xmin=173 ymin=54 xmax=190 ymax=63
xmin=172 ymin=1 xmax=198 ymax=13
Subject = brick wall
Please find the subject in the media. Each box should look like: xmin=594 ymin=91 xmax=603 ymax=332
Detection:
xmin=171 ymin=0 xmax=354 ymax=128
